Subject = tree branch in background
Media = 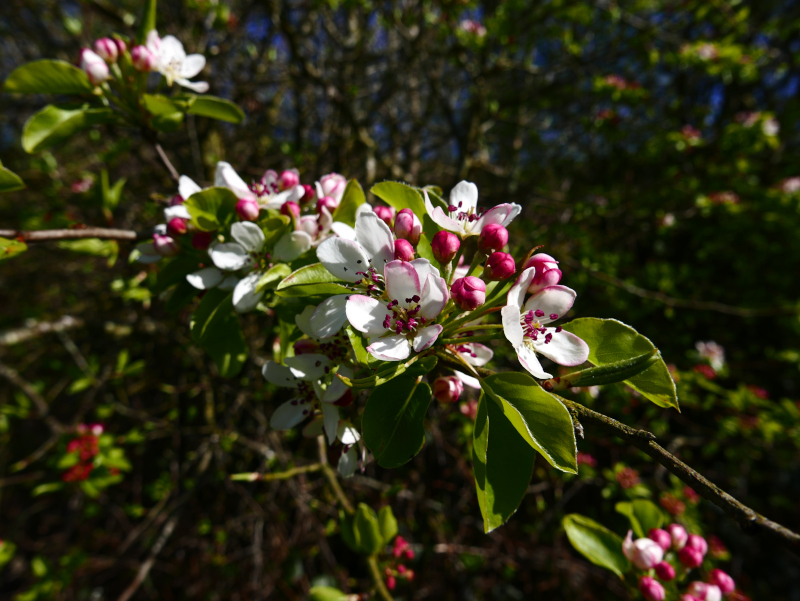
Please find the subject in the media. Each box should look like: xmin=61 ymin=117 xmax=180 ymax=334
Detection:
xmin=0 ymin=315 xmax=84 ymax=346
xmin=0 ymin=228 xmax=148 ymax=242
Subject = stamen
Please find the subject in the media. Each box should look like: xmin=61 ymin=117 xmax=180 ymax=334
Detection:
xmin=555 ymin=326 xmax=563 ymax=333
xmin=549 ymin=313 xmax=558 ymax=320
xmin=535 ymin=309 xmax=545 ymax=317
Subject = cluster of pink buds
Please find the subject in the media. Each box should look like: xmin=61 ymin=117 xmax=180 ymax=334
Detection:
xmin=383 ymin=535 xmax=415 ymax=590
xmin=79 ymin=37 xmax=131 ymax=83
xmin=62 ymin=424 xmax=104 ymax=483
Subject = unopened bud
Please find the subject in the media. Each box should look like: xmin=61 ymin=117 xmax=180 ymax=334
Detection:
xmin=318 ymin=173 xmax=347 ymax=202
xmin=153 ymin=233 xmax=179 ymax=257
xmin=131 ymin=45 xmax=156 ymax=71
xmin=169 ymin=194 xmax=185 ymax=206
xmin=523 ymin=253 xmax=562 ymax=293
xmin=316 ymin=196 xmax=338 ymax=215
xmin=478 ymin=223 xmax=508 ymax=253
xmin=298 ymin=216 xmax=319 ymax=238
xmin=94 ymin=38 xmax=119 ymax=63
xmin=648 ymin=528 xmax=672 ymax=552
xmin=433 ymin=377 xmax=464 ymax=403
xmin=431 ymin=230 xmax=460 ymax=264
xmin=654 ymin=561 xmax=676 ymax=581
xmin=484 ymin=251 xmax=515 ymax=280
xmin=451 ymin=276 xmax=485 ymax=311
xmin=708 ymin=569 xmax=735 ymax=594
xmin=394 ymin=208 xmax=421 ymax=245
xmin=639 ymin=576 xmax=666 ymax=601
xmin=281 ymin=201 xmax=300 ymax=218
xmin=394 ymin=239 xmax=415 ymax=262
xmin=667 ymin=524 xmax=688 ymax=550
xmin=167 ymin=217 xmax=188 ymax=237
xmin=386 ymin=576 xmax=396 ymax=591
xmin=686 ymin=534 xmax=708 ymax=556
xmin=191 ymin=231 xmax=213 ymax=250
xmin=687 ymin=582 xmax=722 ymax=601
xmin=115 ymin=38 xmax=128 ymax=55
xmin=680 ymin=596 xmax=702 ymax=601
xmin=300 ymin=184 xmax=315 ymax=205
xmin=678 ymin=546 xmax=704 ymax=568
xmin=373 ymin=205 xmax=396 ymax=227
xmin=623 ymin=531 xmax=664 ymax=570
xmin=236 ymin=198 xmax=260 ymax=221
xmin=79 ymin=48 xmax=111 ymax=85
xmin=278 ymin=169 xmax=299 ymax=191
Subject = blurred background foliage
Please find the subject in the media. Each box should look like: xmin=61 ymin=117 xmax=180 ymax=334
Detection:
xmin=1 ymin=0 xmax=799 ymax=599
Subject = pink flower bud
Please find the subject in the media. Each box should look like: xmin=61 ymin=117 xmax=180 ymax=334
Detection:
xmin=94 ymin=38 xmax=119 ymax=63
xmin=394 ymin=208 xmax=421 ymax=245
xmin=523 ymin=253 xmax=562 ymax=293
xmin=678 ymin=546 xmax=704 ymax=568
xmin=394 ymin=239 xmax=415 ymax=262
xmin=681 ymin=596 xmax=702 ymax=601
xmin=191 ymin=231 xmax=213 ymax=250
xmin=236 ymin=199 xmax=260 ymax=221
xmin=708 ymin=569 xmax=735 ymax=594
xmin=623 ymin=531 xmax=665 ymax=570
xmin=79 ymin=48 xmax=111 ymax=85
xmin=433 ymin=377 xmax=464 ymax=403
xmin=153 ymin=233 xmax=179 ymax=257
xmin=648 ymin=528 xmax=672 ymax=552
xmin=386 ymin=576 xmax=396 ymax=591
xmin=654 ymin=561 xmax=676 ymax=581
xmin=484 ymin=252 xmax=515 ymax=281
xmin=451 ymin=276 xmax=486 ymax=311
xmin=169 ymin=194 xmax=185 ymax=206
xmin=316 ymin=196 xmax=338 ymax=216
xmin=297 ymin=216 xmax=319 ymax=238
xmin=431 ymin=230 xmax=460 ymax=264
xmin=639 ymin=577 xmax=666 ymax=601
xmin=293 ymin=339 xmax=320 ymax=355
xmin=280 ymin=201 xmax=300 ymax=218
xmin=115 ymin=39 xmax=128 ymax=55
xmin=131 ymin=45 xmax=156 ymax=71
xmin=319 ymin=173 xmax=347 ymax=202
xmin=300 ymin=184 xmax=315 ymax=205
xmin=278 ymin=169 xmax=300 ymax=191
xmin=687 ymin=582 xmax=722 ymax=601
xmin=478 ymin=223 xmax=509 ymax=254
xmin=686 ymin=534 xmax=708 ymax=556
xmin=167 ymin=217 xmax=188 ymax=237
xmin=373 ymin=205 xmax=396 ymax=227
xmin=667 ymin=524 xmax=689 ymax=550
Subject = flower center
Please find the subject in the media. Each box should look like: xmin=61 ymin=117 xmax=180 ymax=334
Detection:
xmin=346 ymin=266 xmax=385 ymax=297
xmin=447 ymin=202 xmax=485 ymax=225
xmin=520 ymin=309 xmax=562 ymax=344
xmin=249 ymin=180 xmax=280 ymax=201
xmin=382 ymin=296 xmax=427 ymax=337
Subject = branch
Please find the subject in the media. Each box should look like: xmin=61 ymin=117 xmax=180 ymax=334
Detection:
xmin=0 ymin=360 xmax=63 ymax=433
xmin=435 ymin=354 xmax=800 ymax=552
xmin=0 ymin=228 xmax=148 ymax=242
xmin=154 ymin=142 xmax=180 ymax=182
xmin=0 ymin=315 xmax=84 ymax=346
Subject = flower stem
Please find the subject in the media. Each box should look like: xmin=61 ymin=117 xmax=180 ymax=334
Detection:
xmin=367 ymin=556 xmax=395 ymax=601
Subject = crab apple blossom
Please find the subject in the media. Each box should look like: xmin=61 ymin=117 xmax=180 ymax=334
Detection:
xmin=236 ymin=198 xmax=260 ymax=221
xmin=431 ymin=230 xmax=460 ymax=264
xmin=131 ymin=46 xmax=156 ymax=71
xmin=346 ymin=259 xmax=449 ymax=361
xmin=478 ymin=223 xmax=509 ymax=254
xmin=639 ymin=577 xmax=666 ymax=601
xmin=394 ymin=239 xmax=415 ymax=262
xmin=433 ymin=377 xmax=463 ymax=403
xmin=94 ymin=38 xmax=119 ymax=63
xmin=484 ymin=252 xmax=515 ymax=281
xmin=668 ymin=524 xmax=688 ymax=550
xmin=501 ymin=267 xmax=589 ymax=379
xmin=278 ymin=169 xmax=300 ymax=191
xmin=687 ymin=582 xmax=722 ymax=601
xmin=623 ymin=531 xmax=665 ymax=570
xmin=214 ymin=162 xmax=306 ymax=210
xmin=654 ymin=561 xmax=676 ymax=581
xmin=145 ymin=30 xmax=209 ymax=92
xmin=451 ymin=276 xmax=486 ymax=311
xmin=649 ymin=528 xmax=672 ymax=552
xmin=373 ymin=205 xmax=396 ymax=227
xmin=317 ymin=196 xmax=339 ymax=216
xmin=679 ymin=546 xmax=705 ymax=568
xmin=167 ymin=217 xmax=188 ymax=237
xmin=316 ymin=173 xmax=348 ymax=203
xmin=280 ymin=201 xmax=301 ymax=218
xmin=79 ymin=48 xmax=111 ymax=85
xmin=424 ymin=181 xmax=521 ymax=238
xmin=708 ymin=569 xmax=735 ymax=594
xmin=523 ymin=253 xmax=562 ymax=293
xmin=394 ymin=208 xmax=421 ymax=245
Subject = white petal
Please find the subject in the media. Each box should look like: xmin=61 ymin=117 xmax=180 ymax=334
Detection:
xmin=410 ymin=258 xmax=440 ymax=279
xmin=355 ymin=203 xmax=374 ymax=218
xmin=517 ymin=344 xmax=552 ymax=379
xmin=134 ymin=242 xmax=161 ymax=263
xmin=159 ymin=36 xmax=186 ymax=62
xmin=295 ymin=305 xmax=317 ymax=338
xmin=355 ymin=212 xmax=395 ymax=274
xmin=310 ymin=294 xmax=350 ymax=339
xmin=474 ymin=203 xmax=522 ymax=232
xmin=337 ymin=423 xmax=361 ymax=445
xmin=186 ymin=267 xmax=223 ymax=289
xmin=455 ymin=371 xmax=481 ymax=389
xmin=180 ymin=54 xmax=206 ymax=78
xmin=501 ymin=305 xmax=524 ymax=347
xmin=345 ymin=295 xmax=387 ymax=337
xmin=164 ymin=205 xmax=191 ymax=221
xmin=146 ymin=30 xmax=161 ymax=54
xmin=209 ymin=242 xmax=250 ymax=271
xmin=315 ymin=181 xmax=325 ymax=200
xmin=214 ymin=161 xmax=254 ymax=200
xmin=449 ymin=181 xmax=479 ymax=212
xmin=459 ymin=343 xmax=493 ymax=366
xmin=179 ymin=175 xmax=201 ymax=200
xmin=270 ymin=399 xmax=312 ymax=430
xmin=425 ymin=196 xmax=462 ymax=233
xmin=232 ymin=272 xmax=264 ymax=313
xmin=273 ymin=230 xmax=312 ymax=262
xmin=367 ymin=335 xmax=411 ymax=361
xmin=219 ymin=274 xmax=239 ymax=290
xmin=508 ymin=267 xmax=536 ymax=309
xmin=418 ymin=274 xmax=449 ymax=320
xmin=338 ymin=446 xmax=358 ymax=477
xmin=522 ymin=285 xmax=577 ymax=323
xmin=384 ymin=260 xmax=421 ymax=308
xmin=316 ymin=237 xmax=369 ymax=282
xmin=412 ymin=324 xmax=442 ymax=352
xmin=534 ymin=328 xmax=590 ymax=367
xmin=330 ymin=221 xmax=356 ymax=240
xmin=321 ymin=403 xmax=339 ymax=444
xmin=231 ymin=221 xmax=265 ymax=252
xmin=262 ymin=361 xmax=300 ymax=388
xmin=285 ymin=354 xmax=330 ymax=381
xmin=322 ymin=365 xmax=352 ymax=403
xmin=176 ymin=78 xmax=209 ymax=93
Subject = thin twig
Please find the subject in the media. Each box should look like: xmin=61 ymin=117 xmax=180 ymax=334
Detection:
xmin=0 ymin=316 xmax=84 ymax=346
xmin=0 ymin=228 xmax=147 ymax=242
xmin=154 ymin=142 xmax=180 ymax=182
xmin=115 ymin=514 xmax=180 ymax=601
xmin=230 ymin=463 xmax=324 ymax=482
xmin=0 ymin=360 xmax=63 ymax=433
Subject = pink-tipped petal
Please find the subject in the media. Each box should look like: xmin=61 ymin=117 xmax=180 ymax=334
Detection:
xmin=385 ymin=260 xmax=421 ymax=309
xmin=418 ymin=274 xmax=449 ymax=320
xmin=501 ymin=305 xmax=525 ymax=347
xmin=412 ymin=324 xmax=443 ymax=352
xmin=345 ymin=295 xmax=387 ymax=336
xmin=534 ymin=329 xmax=589 ymax=367
xmin=507 ymin=267 xmax=536 ymax=309
xmin=523 ymin=285 xmax=577 ymax=323
xmin=367 ymin=335 xmax=411 ymax=361
xmin=517 ymin=344 xmax=552 ymax=379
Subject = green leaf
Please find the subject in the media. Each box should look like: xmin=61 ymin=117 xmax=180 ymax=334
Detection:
xmin=345 ymin=325 xmax=369 ymax=365
xmin=32 ymin=482 xmax=65 ymax=497
xmin=473 ymin=393 xmax=536 ymax=533
xmin=165 ymin=281 xmax=199 ymax=314
xmin=563 ymin=514 xmax=630 ymax=577
xmin=354 ymin=504 xmax=383 ymax=555
xmin=259 ymin=263 xmax=292 ymax=290
xmin=0 ymin=237 xmax=27 ymax=262
xmin=99 ymin=169 xmax=126 ymax=212
xmin=0 ymin=162 xmax=25 ymax=193
xmin=546 ymin=350 xmax=659 ymax=390
xmin=561 ymin=318 xmax=678 ymax=409
xmin=615 ymin=500 xmax=664 ymax=538
xmin=143 ymin=94 xmax=182 ymax=116
xmin=184 ymin=187 xmax=238 ymax=232
xmin=3 ymin=60 xmax=93 ymax=95
xmin=0 ymin=540 xmax=17 ymax=568
xmin=151 ymin=111 xmax=184 ymax=133
xmin=186 ymin=95 xmax=245 ymax=124
xmin=190 ymin=289 xmax=248 ymax=377
xmin=378 ymin=506 xmax=398 ymax=544
xmin=342 ymin=355 xmax=437 ymax=389
xmin=331 ymin=179 xmax=366 ymax=227
xmin=370 ymin=181 xmax=427 ymax=219
xmin=309 ymin=587 xmax=348 ymax=601
xmin=22 ymin=104 xmax=115 ymax=153
xmin=136 ymin=0 xmax=157 ymax=44
xmin=275 ymin=263 xmax=350 ymax=297
xmin=480 ymin=372 xmax=577 ymax=474
xmin=362 ymin=373 xmax=432 ymax=468
xmin=58 ymin=239 xmax=118 ymax=267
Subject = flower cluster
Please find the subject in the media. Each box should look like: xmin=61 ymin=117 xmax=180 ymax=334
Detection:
xmin=384 ymin=535 xmax=416 ymax=591
xmin=62 ymin=423 xmax=104 ymax=482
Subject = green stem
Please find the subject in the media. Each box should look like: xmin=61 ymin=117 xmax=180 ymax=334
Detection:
xmin=367 ymin=556 xmax=395 ymax=601
xmin=230 ymin=463 xmax=323 ymax=482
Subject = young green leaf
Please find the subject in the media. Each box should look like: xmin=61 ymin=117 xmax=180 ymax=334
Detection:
xmin=275 ymin=263 xmax=350 ymax=297
xmin=378 ymin=506 xmax=399 ymax=544
xmin=0 ymin=237 xmax=27 ymax=262
xmin=345 ymin=325 xmax=369 ymax=365
xmin=561 ymin=318 xmax=678 ymax=409
xmin=563 ymin=514 xmax=630 ymax=577
xmin=184 ymin=187 xmax=238 ymax=232
xmin=186 ymin=95 xmax=245 ymax=124
xmin=190 ymin=289 xmax=248 ymax=378
xmin=353 ymin=503 xmax=383 ymax=555
xmin=0 ymin=162 xmax=25 ymax=193
xmin=309 ymin=587 xmax=348 ymax=601
xmin=615 ymin=499 xmax=664 ymax=538
xmin=4 ymin=60 xmax=93 ymax=95
xmin=22 ymin=104 xmax=116 ymax=153
xmin=331 ymin=179 xmax=366 ymax=227
xmin=370 ymin=181 xmax=427 ymax=219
